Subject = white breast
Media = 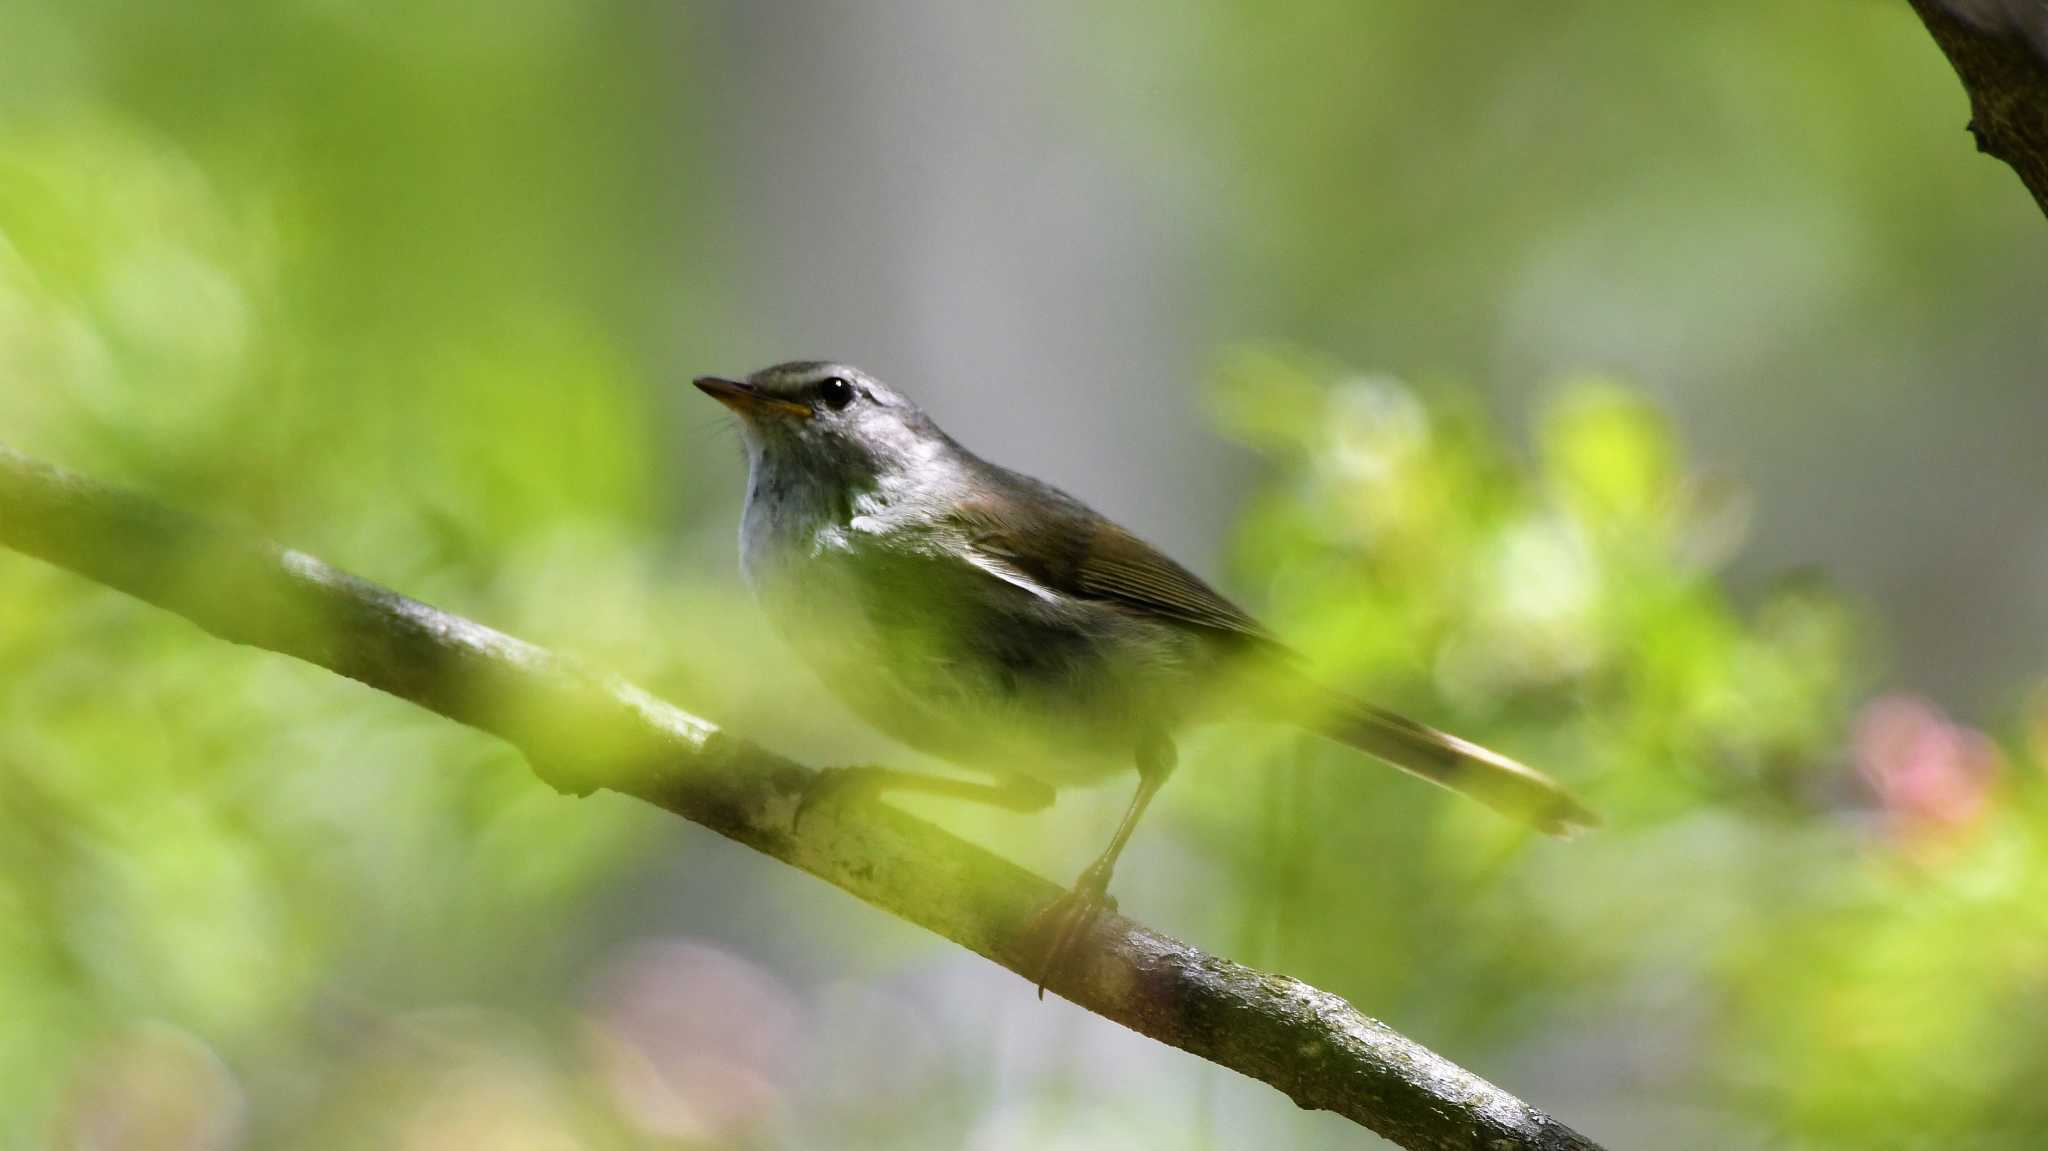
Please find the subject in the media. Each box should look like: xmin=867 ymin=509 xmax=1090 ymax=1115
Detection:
xmin=736 ymin=454 xmax=1159 ymax=789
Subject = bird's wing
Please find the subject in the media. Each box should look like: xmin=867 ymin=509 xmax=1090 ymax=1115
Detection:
xmin=947 ymin=480 xmax=1281 ymax=648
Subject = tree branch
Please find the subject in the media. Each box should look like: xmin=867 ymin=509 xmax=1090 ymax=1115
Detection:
xmin=1910 ymin=0 xmax=2048 ymax=218
xmin=0 ymin=443 xmax=1603 ymax=1151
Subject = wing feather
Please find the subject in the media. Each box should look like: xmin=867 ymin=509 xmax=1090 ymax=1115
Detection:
xmin=1070 ymin=523 xmax=1273 ymax=639
xmin=949 ymin=479 xmax=1278 ymax=647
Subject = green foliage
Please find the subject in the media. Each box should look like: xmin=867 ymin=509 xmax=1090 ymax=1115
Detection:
xmin=2 ymin=3 xmax=2044 ymax=1149
xmin=0 ymin=5 xmax=705 ymax=1146
xmin=1210 ymin=349 xmax=1859 ymax=817
xmin=1200 ymin=351 xmax=2048 ymax=1148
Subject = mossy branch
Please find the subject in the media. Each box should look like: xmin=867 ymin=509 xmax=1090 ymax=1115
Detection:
xmin=0 ymin=443 xmax=1603 ymax=1151
xmin=1910 ymin=0 xmax=2048 ymax=218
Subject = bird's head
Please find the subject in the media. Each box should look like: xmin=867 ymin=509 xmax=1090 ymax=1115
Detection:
xmin=695 ymin=361 xmax=949 ymax=489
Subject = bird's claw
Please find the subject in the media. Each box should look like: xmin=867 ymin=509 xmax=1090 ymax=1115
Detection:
xmin=1027 ymin=871 xmax=1119 ymax=999
xmin=792 ymin=765 xmax=881 ymax=833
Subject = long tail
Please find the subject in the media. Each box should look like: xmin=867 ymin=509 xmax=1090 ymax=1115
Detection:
xmin=1317 ymin=693 xmax=1597 ymax=837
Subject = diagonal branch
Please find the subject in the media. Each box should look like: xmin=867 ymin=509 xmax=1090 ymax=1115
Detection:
xmin=1909 ymin=0 xmax=2048 ymax=218
xmin=0 ymin=443 xmax=1603 ymax=1151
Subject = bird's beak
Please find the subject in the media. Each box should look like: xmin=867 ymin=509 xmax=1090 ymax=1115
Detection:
xmin=693 ymin=376 xmax=812 ymax=420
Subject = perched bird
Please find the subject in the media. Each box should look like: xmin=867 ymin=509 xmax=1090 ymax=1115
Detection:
xmin=697 ymin=361 xmax=1594 ymax=990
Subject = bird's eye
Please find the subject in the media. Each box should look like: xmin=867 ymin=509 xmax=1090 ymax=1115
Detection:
xmin=819 ymin=376 xmax=856 ymax=410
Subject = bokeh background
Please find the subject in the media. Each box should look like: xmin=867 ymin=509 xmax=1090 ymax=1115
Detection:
xmin=4 ymin=3 xmax=2047 ymax=1148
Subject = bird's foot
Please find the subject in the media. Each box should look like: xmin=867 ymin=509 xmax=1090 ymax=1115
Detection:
xmin=1027 ymin=862 xmax=1119 ymax=1000
xmin=792 ymin=765 xmax=887 ymax=833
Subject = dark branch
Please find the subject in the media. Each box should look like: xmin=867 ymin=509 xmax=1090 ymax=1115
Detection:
xmin=0 ymin=443 xmax=1604 ymax=1151
xmin=1910 ymin=0 xmax=2048 ymax=217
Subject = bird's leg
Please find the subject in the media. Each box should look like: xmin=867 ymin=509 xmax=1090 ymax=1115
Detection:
xmin=1031 ymin=729 xmax=1178 ymax=999
xmin=794 ymin=767 xmax=1054 ymax=832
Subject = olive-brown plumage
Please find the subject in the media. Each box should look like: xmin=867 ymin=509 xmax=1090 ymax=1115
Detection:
xmin=697 ymin=361 xmax=1595 ymax=989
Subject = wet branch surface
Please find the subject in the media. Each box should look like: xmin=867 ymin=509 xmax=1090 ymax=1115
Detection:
xmin=0 ymin=443 xmax=1604 ymax=1151
xmin=1910 ymin=0 xmax=2048 ymax=218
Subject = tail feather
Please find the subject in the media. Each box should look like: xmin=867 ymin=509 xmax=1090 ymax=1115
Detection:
xmin=1321 ymin=695 xmax=1598 ymax=837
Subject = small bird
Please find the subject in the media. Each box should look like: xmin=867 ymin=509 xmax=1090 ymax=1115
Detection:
xmin=697 ymin=361 xmax=1594 ymax=991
